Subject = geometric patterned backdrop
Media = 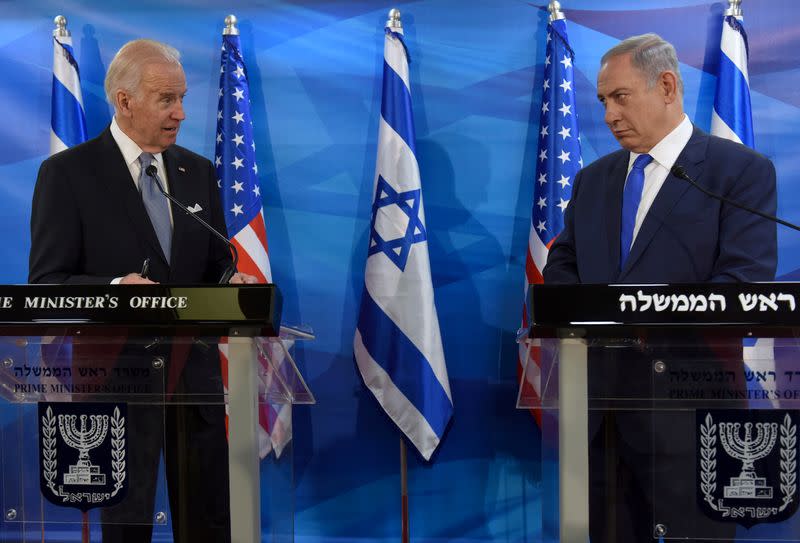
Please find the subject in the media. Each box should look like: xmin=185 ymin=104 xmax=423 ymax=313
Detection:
xmin=1 ymin=1 xmax=798 ymax=540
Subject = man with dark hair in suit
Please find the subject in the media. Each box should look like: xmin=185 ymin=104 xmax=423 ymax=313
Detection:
xmin=30 ymin=39 xmax=256 ymax=543
xmin=544 ymin=34 xmax=776 ymax=542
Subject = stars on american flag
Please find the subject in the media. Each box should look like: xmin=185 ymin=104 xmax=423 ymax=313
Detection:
xmin=532 ymin=24 xmax=582 ymax=242
xmin=215 ymin=37 xmax=264 ymax=237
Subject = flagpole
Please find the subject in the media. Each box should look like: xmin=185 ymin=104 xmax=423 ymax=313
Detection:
xmin=400 ymin=438 xmax=409 ymax=543
xmin=387 ymin=8 xmax=409 ymax=542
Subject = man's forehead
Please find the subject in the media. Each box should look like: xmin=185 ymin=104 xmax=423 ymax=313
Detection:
xmin=598 ymin=56 xmax=644 ymax=86
xmin=140 ymin=62 xmax=185 ymax=83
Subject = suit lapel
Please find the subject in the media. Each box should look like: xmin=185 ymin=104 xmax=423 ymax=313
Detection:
xmin=606 ymin=153 xmax=628 ymax=281
xmin=163 ymin=147 xmax=196 ymax=272
xmin=95 ymin=129 xmax=168 ymax=265
xmin=619 ymin=127 xmax=708 ymax=279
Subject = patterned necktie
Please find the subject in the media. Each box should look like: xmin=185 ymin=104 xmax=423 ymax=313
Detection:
xmin=619 ymin=153 xmax=653 ymax=269
xmin=138 ymin=152 xmax=172 ymax=260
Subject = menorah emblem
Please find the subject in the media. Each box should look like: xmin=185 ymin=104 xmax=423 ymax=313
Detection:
xmin=719 ymin=421 xmax=778 ymax=499
xmin=57 ymin=413 xmax=109 ymax=486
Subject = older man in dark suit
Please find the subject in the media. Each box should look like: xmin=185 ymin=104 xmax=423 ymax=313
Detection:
xmin=29 ymin=39 xmax=256 ymax=543
xmin=544 ymin=34 xmax=777 ymax=542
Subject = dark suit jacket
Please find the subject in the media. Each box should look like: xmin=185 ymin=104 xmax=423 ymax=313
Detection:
xmin=28 ymin=126 xmax=232 ymax=401
xmin=29 ymin=127 xmax=231 ymax=285
xmin=542 ymin=126 xmax=778 ymax=448
xmin=543 ymin=126 xmax=777 ymax=284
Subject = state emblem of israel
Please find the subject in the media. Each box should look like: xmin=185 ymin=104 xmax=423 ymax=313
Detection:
xmin=38 ymin=402 xmax=128 ymax=511
xmin=697 ymin=410 xmax=799 ymax=527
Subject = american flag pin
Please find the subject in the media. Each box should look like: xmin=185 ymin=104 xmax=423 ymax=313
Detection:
xmin=178 ymin=166 xmax=186 ymax=173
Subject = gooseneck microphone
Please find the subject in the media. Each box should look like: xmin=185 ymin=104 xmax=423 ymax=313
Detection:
xmin=670 ymin=165 xmax=800 ymax=233
xmin=145 ymin=165 xmax=239 ymax=283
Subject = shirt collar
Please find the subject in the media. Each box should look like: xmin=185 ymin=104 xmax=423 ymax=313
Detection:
xmin=628 ymin=114 xmax=693 ymax=171
xmin=110 ymin=117 xmax=164 ymax=171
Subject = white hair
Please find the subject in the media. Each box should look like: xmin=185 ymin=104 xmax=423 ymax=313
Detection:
xmin=104 ymin=39 xmax=182 ymax=106
xmin=601 ymin=33 xmax=684 ymax=95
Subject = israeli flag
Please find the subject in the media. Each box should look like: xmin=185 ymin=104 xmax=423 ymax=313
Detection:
xmin=711 ymin=14 xmax=753 ymax=147
xmin=50 ymin=18 xmax=87 ymax=155
xmin=354 ymin=17 xmax=453 ymax=461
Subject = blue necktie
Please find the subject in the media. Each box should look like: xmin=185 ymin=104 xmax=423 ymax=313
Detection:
xmin=619 ymin=153 xmax=653 ymax=269
xmin=138 ymin=153 xmax=172 ymax=260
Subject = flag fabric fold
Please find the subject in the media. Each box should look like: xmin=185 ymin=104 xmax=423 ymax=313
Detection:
xmin=354 ymin=24 xmax=453 ymax=461
xmin=215 ymin=32 xmax=290 ymax=458
xmin=518 ymin=18 xmax=582 ymax=418
xmin=50 ymin=30 xmax=87 ymax=155
xmin=711 ymin=14 xmax=753 ymax=147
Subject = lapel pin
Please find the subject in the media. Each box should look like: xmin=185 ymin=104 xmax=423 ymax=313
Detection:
xmin=178 ymin=166 xmax=186 ymax=173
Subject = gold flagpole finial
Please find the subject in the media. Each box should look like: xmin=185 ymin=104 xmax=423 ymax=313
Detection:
xmin=725 ymin=0 xmax=743 ymax=17
xmin=548 ymin=1 xmax=565 ymax=22
xmin=223 ymin=14 xmax=239 ymax=36
xmin=53 ymin=15 xmax=70 ymax=38
xmin=387 ymin=8 xmax=402 ymax=30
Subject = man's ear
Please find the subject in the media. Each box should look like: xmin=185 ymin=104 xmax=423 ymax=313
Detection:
xmin=660 ymin=71 xmax=679 ymax=104
xmin=115 ymin=90 xmax=133 ymax=118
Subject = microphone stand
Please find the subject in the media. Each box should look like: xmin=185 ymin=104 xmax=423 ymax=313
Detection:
xmin=144 ymin=165 xmax=238 ymax=283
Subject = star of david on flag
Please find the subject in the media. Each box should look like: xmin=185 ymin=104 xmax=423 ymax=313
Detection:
xmin=368 ymin=176 xmax=426 ymax=271
xmin=354 ymin=19 xmax=453 ymax=461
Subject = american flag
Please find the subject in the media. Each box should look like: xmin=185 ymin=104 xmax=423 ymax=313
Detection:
xmin=215 ymin=26 xmax=291 ymax=458
xmin=519 ymin=14 xmax=582 ymax=419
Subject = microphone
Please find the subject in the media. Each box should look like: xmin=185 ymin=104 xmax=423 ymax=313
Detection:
xmin=145 ymin=165 xmax=238 ymax=283
xmin=670 ymin=165 xmax=800 ymax=233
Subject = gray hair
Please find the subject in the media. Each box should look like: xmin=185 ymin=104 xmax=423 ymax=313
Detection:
xmin=104 ymin=39 xmax=182 ymax=106
xmin=601 ymin=33 xmax=684 ymax=95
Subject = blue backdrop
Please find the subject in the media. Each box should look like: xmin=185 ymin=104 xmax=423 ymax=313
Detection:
xmin=1 ymin=1 xmax=799 ymax=541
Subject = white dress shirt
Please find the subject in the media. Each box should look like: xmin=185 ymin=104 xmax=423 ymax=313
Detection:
xmin=625 ymin=114 xmax=693 ymax=247
xmin=109 ymin=117 xmax=173 ymax=223
xmin=109 ymin=118 xmax=174 ymax=283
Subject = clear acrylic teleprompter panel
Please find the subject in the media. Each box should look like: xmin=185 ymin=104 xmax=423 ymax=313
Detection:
xmin=517 ymin=336 xmax=800 ymax=411
xmin=519 ymin=335 xmax=800 ymax=541
xmin=649 ymin=340 xmax=800 ymax=541
xmin=0 ymin=335 xmax=169 ymax=533
xmin=255 ymin=326 xmax=316 ymax=543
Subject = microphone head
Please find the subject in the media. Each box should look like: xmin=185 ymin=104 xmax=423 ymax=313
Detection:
xmin=671 ymin=164 xmax=689 ymax=180
xmin=145 ymin=165 xmax=158 ymax=177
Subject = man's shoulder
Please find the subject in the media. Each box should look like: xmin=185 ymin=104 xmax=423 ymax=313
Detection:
xmin=580 ymin=148 xmax=628 ymax=176
xmin=42 ymin=131 xmax=108 ymax=170
xmin=166 ymin=143 xmax=213 ymax=167
xmin=704 ymin=131 xmax=772 ymax=166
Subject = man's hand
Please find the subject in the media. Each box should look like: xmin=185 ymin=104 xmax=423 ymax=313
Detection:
xmin=229 ymin=272 xmax=259 ymax=284
xmin=119 ymin=273 xmax=158 ymax=285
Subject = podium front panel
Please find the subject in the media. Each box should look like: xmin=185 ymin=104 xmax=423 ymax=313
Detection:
xmin=0 ymin=335 xmax=170 ymax=530
xmin=520 ymin=283 xmax=800 ymax=543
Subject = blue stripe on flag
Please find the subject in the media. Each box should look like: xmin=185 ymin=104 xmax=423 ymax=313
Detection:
xmin=381 ymin=61 xmax=416 ymax=155
xmin=51 ymin=77 xmax=87 ymax=149
xmin=357 ymin=292 xmax=452 ymax=437
xmin=714 ymin=52 xmax=754 ymax=147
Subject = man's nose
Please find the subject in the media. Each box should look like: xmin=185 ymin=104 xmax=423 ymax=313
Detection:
xmin=172 ymin=101 xmax=186 ymax=121
xmin=604 ymin=103 xmax=620 ymax=126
